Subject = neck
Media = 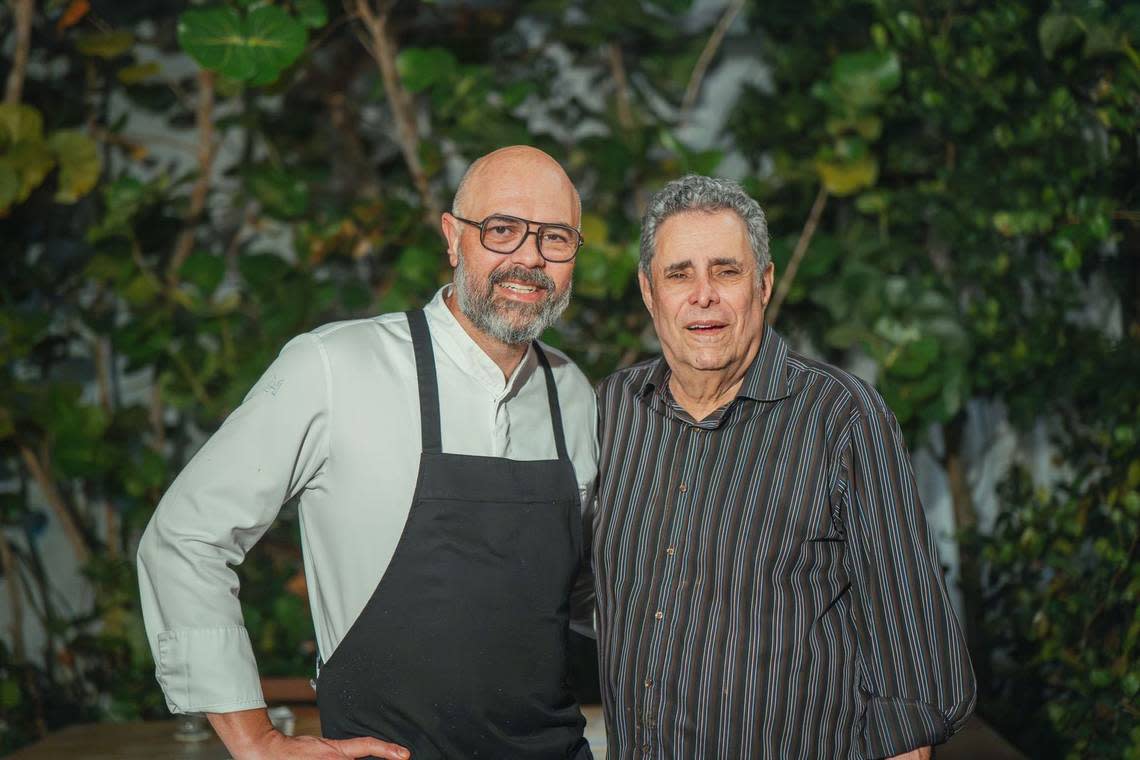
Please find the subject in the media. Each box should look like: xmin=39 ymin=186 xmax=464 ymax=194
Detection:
xmin=444 ymin=288 xmax=528 ymax=380
xmin=666 ymin=333 xmax=762 ymax=423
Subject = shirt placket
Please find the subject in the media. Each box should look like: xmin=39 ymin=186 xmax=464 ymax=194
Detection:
xmin=637 ymin=417 xmax=707 ymax=757
xmin=492 ymin=394 xmax=509 ymax=457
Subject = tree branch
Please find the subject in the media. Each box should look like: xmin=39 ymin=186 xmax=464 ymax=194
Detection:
xmin=606 ymin=43 xmax=635 ymax=131
xmin=92 ymin=336 xmax=113 ymax=412
xmin=4 ymin=0 xmax=35 ymax=105
xmin=91 ymin=335 xmax=122 ymax=558
xmin=349 ymin=0 xmax=442 ymax=230
xmin=766 ymin=185 xmax=828 ymax=325
xmin=0 ymin=533 xmax=26 ymax=662
xmin=168 ymin=69 xmax=218 ymax=284
xmin=169 ymin=349 xmax=213 ymax=410
xmin=19 ymin=444 xmax=92 ymax=565
xmin=680 ymin=0 xmax=745 ymax=125
xmin=605 ymin=43 xmax=647 ymax=217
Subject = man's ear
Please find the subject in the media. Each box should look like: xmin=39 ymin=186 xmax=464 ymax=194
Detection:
xmin=759 ymin=261 xmax=775 ymax=308
xmin=441 ymin=213 xmax=461 ymax=268
xmin=638 ymin=269 xmax=655 ymax=317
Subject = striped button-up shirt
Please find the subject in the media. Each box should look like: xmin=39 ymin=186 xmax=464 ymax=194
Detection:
xmin=592 ymin=327 xmax=975 ymax=759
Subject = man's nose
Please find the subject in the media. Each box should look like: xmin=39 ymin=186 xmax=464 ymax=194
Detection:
xmin=506 ymin=230 xmax=546 ymax=268
xmin=689 ymin=274 xmax=719 ymax=307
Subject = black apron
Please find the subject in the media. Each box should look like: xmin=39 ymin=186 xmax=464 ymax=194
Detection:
xmin=317 ymin=308 xmax=591 ymax=760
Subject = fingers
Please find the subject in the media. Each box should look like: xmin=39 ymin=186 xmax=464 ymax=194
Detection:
xmin=334 ymin=736 xmax=411 ymax=759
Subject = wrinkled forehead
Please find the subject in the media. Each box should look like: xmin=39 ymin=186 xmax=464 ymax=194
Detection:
xmin=653 ymin=209 xmax=752 ymax=266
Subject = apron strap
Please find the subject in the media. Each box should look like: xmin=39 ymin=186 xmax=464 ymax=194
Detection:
xmin=406 ymin=309 xmax=443 ymax=455
xmin=533 ymin=343 xmax=570 ymax=462
xmin=407 ymin=308 xmax=569 ymax=462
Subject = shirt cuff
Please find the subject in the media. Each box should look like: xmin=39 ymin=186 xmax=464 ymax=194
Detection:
xmin=155 ymin=625 xmax=266 ymax=714
xmin=861 ymin=695 xmax=951 ymax=758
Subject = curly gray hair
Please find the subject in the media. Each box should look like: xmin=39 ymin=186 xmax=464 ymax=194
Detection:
xmin=639 ymin=174 xmax=770 ymax=280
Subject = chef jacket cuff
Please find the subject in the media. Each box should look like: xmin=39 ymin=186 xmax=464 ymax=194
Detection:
xmin=861 ymin=695 xmax=952 ymax=758
xmin=155 ymin=625 xmax=266 ymax=714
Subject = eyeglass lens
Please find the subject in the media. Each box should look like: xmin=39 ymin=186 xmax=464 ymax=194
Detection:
xmin=481 ymin=215 xmax=579 ymax=261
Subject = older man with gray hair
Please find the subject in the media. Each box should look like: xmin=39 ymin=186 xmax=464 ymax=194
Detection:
xmin=591 ymin=174 xmax=976 ymax=759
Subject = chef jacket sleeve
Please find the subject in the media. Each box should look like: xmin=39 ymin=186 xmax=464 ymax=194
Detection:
xmin=137 ymin=333 xmax=330 ymax=714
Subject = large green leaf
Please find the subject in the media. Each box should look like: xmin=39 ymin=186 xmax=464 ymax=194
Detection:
xmin=245 ymin=164 xmax=308 ymax=219
xmin=75 ymin=30 xmax=136 ymax=59
xmin=117 ymin=62 xmax=161 ymax=85
xmin=888 ymin=335 xmax=940 ymax=379
xmin=87 ymin=176 xmax=148 ymax=242
xmin=5 ymin=139 xmax=55 ymax=202
xmin=49 ymin=130 xmax=102 ymax=203
xmin=815 ymin=155 xmax=878 ymax=196
xmin=1082 ymin=23 xmax=1125 ymax=58
xmin=1038 ymin=13 xmax=1082 ymax=59
xmin=180 ymin=251 xmax=226 ymax=296
xmin=240 ymin=252 xmax=292 ymax=295
xmin=0 ymin=679 xmax=21 ymax=709
xmin=0 ymin=103 xmax=43 ymax=145
xmin=178 ymin=5 xmax=306 ymax=84
xmin=295 ymin=0 xmax=328 ymax=29
xmin=178 ymin=7 xmax=254 ymax=80
xmin=831 ymin=50 xmax=901 ymax=109
xmin=244 ymin=5 xmax=308 ymax=80
xmin=0 ymin=160 xmax=20 ymax=212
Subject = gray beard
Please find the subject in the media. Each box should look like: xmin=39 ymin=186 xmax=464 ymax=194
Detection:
xmin=454 ymin=250 xmax=572 ymax=345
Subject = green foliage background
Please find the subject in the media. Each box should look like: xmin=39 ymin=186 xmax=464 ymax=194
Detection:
xmin=0 ymin=0 xmax=1137 ymax=757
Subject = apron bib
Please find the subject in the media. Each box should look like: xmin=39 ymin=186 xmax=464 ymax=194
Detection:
xmin=317 ymin=308 xmax=590 ymax=760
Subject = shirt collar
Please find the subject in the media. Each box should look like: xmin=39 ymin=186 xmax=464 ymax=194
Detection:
xmin=636 ymin=327 xmax=791 ymax=403
xmin=736 ymin=326 xmax=791 ymax=402
xmin=422 ymin=285 xmax=536 ymax=398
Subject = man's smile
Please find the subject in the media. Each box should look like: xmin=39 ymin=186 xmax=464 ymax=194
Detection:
xmin=497 ymin=281 xmax=544 ymax=300
xmin=684 ymin=319 xmax=728 ymax=335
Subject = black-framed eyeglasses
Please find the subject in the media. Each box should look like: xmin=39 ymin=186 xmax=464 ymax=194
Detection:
xmin=453 ymin=213 xmax=583 ymax=263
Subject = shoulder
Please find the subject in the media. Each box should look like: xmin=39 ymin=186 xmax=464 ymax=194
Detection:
xmin=302 ymin=311 xmax=411 ymax=364
xmin=785 ymin=349 xmax=892 ymax=423
xmin=596 ymin=357 xmax=659 ymax=403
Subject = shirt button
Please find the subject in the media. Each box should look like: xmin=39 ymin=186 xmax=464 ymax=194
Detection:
xmin=644 ymin=678 xmax=653 ymax=688
xmin=665 ymin=546 xmax=675 ymax=556
xmin=678 ymin=483 xmax=687 ymax=492
xmin=654 ymin=610 xmax=663 ymax=621
xmin=641 ymin=744 xmax=651 ymax=753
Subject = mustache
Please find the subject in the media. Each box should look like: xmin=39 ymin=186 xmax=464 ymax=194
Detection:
xmin=489 ymin=265 xmax=556 ymax=290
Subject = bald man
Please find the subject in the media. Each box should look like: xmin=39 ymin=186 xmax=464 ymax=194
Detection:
xmin=138 ymin=146 xmax=598 ymax=760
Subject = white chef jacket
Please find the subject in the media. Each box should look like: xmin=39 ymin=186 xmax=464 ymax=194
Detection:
xmin=137 ymin=286 xmax=599 ymax=715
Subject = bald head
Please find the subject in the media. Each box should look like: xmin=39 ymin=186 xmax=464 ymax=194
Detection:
xmin=451 ymin=146 xmax=581 ymax=225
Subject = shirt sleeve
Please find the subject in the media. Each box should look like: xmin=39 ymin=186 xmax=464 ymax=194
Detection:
xmin=842 ymin=403 xmax=976 ymax=757
xmin=136 ymin=333 xmax=330 ymax=714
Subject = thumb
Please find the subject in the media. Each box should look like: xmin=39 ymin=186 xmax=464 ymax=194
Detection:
xmin=335 ymin=735 xmax=411 ymax=759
